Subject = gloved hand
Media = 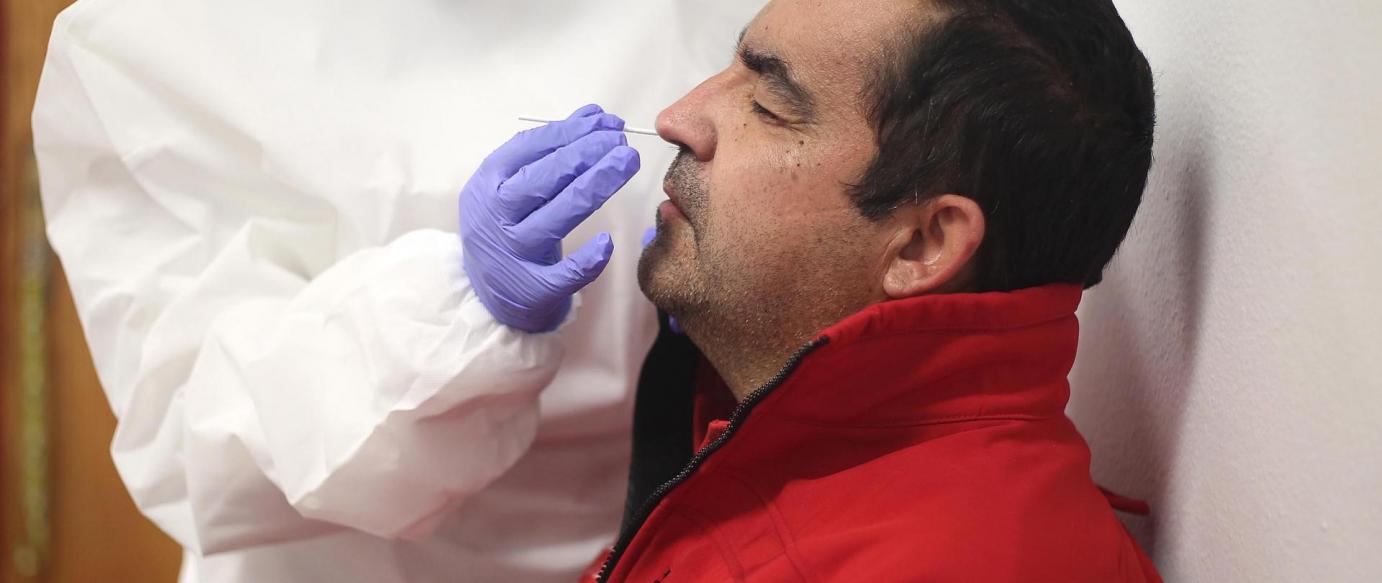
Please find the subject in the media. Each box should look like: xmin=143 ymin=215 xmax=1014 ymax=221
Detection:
xmin=461 ymin=104 xmax=641 ymax=332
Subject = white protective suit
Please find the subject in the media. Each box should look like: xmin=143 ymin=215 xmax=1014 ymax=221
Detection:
xmin=32 ymin=0 xmax=764 ymax=581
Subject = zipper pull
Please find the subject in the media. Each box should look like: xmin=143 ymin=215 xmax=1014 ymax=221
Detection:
xmin=697 ymin=420 xmax=731 ymax=451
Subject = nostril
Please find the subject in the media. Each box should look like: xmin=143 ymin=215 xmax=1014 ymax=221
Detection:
xmin=655 ymin=98 xmax=716 ymax=162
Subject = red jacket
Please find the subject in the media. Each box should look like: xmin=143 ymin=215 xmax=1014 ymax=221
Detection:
xmin=591 ymin=285 xmax=1161 ymax=582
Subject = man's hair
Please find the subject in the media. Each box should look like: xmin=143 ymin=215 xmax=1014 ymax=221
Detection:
xmin=852 ymin=0 xmax=1156 ymax=291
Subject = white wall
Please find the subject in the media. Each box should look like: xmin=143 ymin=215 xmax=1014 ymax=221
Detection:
xmin=1068 ymin=2 xmax=1382 ymax=581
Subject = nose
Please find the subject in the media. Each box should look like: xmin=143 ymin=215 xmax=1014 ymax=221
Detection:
xmin=656 ymin=76 xmax=720 ymax=162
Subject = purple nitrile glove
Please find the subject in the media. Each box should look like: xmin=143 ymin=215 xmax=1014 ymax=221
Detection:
xmin=641 ymin=225 xmax=683 ymax=335
xmin=460 ymin=104 xmax=641 ymax=332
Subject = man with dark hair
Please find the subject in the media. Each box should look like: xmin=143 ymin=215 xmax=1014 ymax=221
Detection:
xmin=592 ymin=0 xmax=1162 ymax=580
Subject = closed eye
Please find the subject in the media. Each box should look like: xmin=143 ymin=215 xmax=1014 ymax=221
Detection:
xmin=751 ymin=99 xmax=784 ymax=124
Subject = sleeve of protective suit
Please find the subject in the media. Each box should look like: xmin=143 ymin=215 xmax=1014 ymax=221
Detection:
xmin=32 ymin=7 xmax=568 ymax=556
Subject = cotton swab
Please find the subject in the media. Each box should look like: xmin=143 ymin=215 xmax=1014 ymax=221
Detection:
xmin=518 ymin=116 xmax=659 ymax=136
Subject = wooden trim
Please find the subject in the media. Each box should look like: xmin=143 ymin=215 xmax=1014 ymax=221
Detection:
xmin=3 ymin=0 xmax=27 ymax=576
xmin=3 ymin=2 xmax=182 ymax=581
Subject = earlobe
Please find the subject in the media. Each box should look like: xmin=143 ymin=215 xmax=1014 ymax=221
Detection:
xmin=880 ymin=194 xmax=985 ymax=299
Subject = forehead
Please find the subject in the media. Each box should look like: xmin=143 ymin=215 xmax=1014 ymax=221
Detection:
xmin=743 ymin=0 xmax=922 ymax=119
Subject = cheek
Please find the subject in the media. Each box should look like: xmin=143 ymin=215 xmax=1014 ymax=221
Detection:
xmin=701 ymin=160 xmax=849 ymax=278
xmin=701 ymin=128 xmax=869 ymax=253
xmin=703 ymin=165 xmax=798 ymax=253
xmin=710 ymin=137 xmax=826 ymax=215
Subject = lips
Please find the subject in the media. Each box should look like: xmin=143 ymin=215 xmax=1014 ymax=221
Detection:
xmin=662 ymin=178 xmax=686 ymax=214
xmin=662 ymin=148 xmax=701 ymax=226
xmin=658 ymin=180 xmax=688 ymax=224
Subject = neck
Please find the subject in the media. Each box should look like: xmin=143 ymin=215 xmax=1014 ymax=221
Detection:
xmin=684 ymin=325 xmax=797 ymax=401
xmin=680 ymin=301 xmax=869 ymax=401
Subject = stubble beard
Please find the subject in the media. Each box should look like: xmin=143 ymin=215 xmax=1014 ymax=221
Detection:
xmin=636 ymin=214 xmax=706 ymax=319
xmin=638 ymin=221 xmax=808 ymax=397
xmin=636 ymin=149 xmax=804 ymax=395
xmin=638 ymin=149 xmax=714 ymax=320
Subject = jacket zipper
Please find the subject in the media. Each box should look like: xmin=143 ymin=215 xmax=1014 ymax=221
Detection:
xmin=596 ymin=338 xmax=830 ymax=582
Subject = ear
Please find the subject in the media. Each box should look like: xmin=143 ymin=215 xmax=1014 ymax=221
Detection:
xmin=880 ymin=194 xmax=986 ymax=298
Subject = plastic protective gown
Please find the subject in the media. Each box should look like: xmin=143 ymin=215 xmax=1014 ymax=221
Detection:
xmin=31 ymin=0 xmax=765 ymax=581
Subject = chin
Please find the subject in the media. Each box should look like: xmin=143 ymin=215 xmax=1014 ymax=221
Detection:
xmin=637 ymin=237 xmax=697 ymax=316
xmin=636 ymin=242 xmax=673 ymax=303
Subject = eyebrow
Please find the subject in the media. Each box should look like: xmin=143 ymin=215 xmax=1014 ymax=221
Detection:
xmin=736 ymin=28 xmax=816 ymax=120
